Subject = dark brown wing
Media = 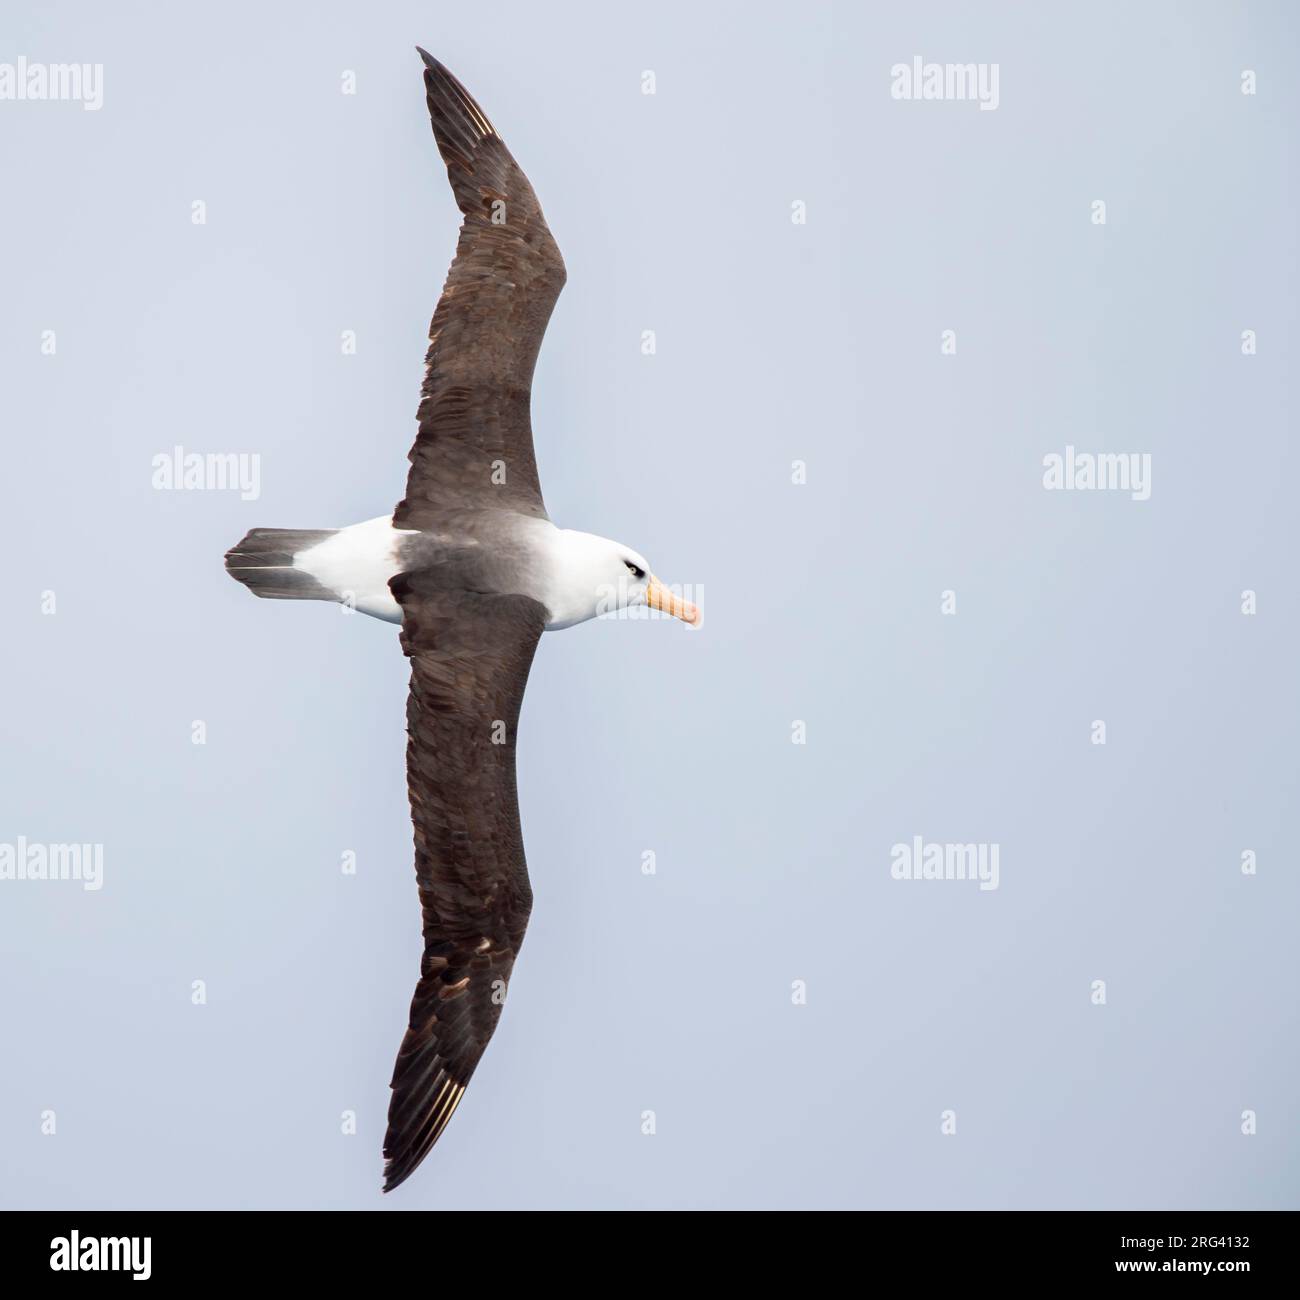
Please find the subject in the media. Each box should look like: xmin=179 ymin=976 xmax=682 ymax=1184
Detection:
xmin=381 ymin=574 xmax=547 ymax=1193
xmin=395 ymin=50 xmax=567 ymax=528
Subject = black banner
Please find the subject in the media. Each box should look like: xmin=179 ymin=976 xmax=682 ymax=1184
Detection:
xmin=0 ymin=1210 xmax=1281 ymax=1282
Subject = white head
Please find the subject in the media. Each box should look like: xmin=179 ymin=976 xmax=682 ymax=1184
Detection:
xmin=543 ymin=529 xmax=701 ymax=631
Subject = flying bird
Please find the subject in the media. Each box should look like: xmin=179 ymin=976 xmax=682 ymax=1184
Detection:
xmin=224 ymin=49 xmax=699 ymax=1192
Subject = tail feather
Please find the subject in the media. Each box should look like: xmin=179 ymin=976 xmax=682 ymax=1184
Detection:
xmin=225 ymin=528 xmax=337 ymax=601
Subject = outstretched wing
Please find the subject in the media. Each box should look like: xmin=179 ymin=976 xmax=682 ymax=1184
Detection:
xmin=382 ymin=573 xmax=547 ymax=1192
xmin=395 ymin=49 xmax=567 ymax=528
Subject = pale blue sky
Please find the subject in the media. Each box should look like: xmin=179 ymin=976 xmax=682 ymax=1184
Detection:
xmin=1 ymin=0 xmax=1297 ymax=1209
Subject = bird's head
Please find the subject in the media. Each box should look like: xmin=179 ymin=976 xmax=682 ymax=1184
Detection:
xmin=548 ymin=530 xmax=700 ymax=629
xmin=611 ymin=546 xmax=701 ymax=626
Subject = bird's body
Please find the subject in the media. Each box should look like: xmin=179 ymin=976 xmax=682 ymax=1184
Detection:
xmin=223 ymin=50 xmax=698 ymax=1192
xmin=232 ymin=512 xmax=674 ymax=631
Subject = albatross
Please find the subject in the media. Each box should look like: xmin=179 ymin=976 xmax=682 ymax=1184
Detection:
xmin=224 ymin=49 xmax=699 ymax=1192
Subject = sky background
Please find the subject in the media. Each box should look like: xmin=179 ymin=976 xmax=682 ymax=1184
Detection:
xmin=1 ymin=0 xmax=1297 ymax=1210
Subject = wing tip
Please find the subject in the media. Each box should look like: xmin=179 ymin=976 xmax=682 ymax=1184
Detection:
xmin=380 ymin=1078 xmax=468 ymax=1193
xmin=381 ymin=1137 xmax=416 ymax=1194
xmin=416 ymin=46 xmax=497 ymax=144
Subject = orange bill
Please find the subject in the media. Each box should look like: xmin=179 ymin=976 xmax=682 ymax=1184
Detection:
xmin=646 ymin=575 xmax=701 ymax=626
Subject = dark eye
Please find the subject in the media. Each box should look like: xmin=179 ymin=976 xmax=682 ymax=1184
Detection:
xmin=624 ymin=560 xmax=645 ymax=579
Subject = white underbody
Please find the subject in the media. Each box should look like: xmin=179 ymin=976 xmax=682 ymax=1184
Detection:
xmin=292 ymin=514 xmax=645 ymax=631
xmin=295 ymin=516 xmax=414 ymax=623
